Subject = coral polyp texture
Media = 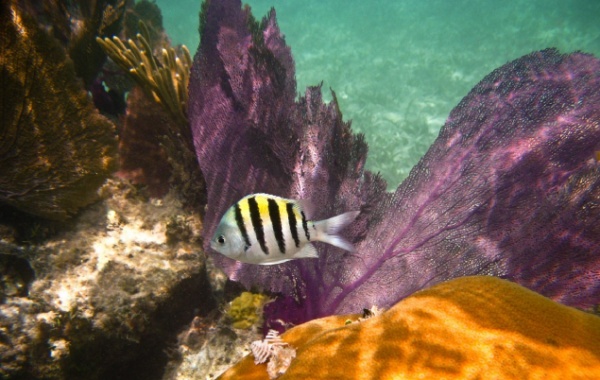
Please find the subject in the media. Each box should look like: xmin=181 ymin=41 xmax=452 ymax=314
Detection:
xmin=219 ymin=276 xmax=600 ymax=380
xmin=189 ymin=0 xmax=600 ymax=329
xmin=0 ymin=2 xmax=117 ymax=220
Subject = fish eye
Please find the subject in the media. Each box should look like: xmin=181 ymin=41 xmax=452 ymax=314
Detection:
xmin=217 ymin=235 xmax=226 ymax=245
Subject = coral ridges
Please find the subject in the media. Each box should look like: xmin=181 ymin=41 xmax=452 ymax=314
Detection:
xmin=220 ymin=276 xmax=600 ymax=379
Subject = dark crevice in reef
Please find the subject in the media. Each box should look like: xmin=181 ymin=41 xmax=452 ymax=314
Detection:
xmin=0 ymin=205 xmax=66 ymax=245
xmin=62 ymin=266 xmax=216 ymax=380
xmin=0 ymin=253 xmax=35 ymax=302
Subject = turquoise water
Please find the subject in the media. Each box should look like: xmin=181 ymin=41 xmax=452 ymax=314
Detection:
xmin=156 ymin=0 xmax=600 ymax=189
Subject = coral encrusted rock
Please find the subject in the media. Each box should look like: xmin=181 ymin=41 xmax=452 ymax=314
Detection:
xmin=0 ymin=179 xmax=213 ymax=379
xmin=219 ymin=276 xmax=600 ymax=380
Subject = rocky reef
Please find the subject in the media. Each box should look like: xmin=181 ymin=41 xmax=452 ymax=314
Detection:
xmin=0 ymin=179 xmax=213 ymax=379
xmin=0 ymin=1 xmax=213 ymax=378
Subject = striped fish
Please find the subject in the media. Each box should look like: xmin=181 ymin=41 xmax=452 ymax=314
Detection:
xmin=210 ymin=193 xmax=360 ymax=265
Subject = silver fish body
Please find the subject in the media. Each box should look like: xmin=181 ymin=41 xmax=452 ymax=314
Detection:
xmin=210 ymin=193 xmax=359 ymax=265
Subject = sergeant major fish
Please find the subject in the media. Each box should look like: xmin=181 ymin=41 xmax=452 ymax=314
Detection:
xmin=210 ymin=193 xmax=360 ymax=265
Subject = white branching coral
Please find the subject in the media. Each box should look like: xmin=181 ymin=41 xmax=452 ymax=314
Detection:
xmin=251 ymin=330 xmax=286 ymax=364
xmin=250 ymin=329 xmax=296 ymax=379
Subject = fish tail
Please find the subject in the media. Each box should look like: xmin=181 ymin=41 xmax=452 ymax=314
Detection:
xmin=314 ymin=211 xmax=360 ymax=252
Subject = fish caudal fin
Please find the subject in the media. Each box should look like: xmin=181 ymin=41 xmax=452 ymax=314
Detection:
xmin=314 ymin=211 xmax=360 ymax=252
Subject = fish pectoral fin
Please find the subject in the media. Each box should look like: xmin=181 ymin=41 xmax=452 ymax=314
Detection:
xmin=293 ymin=244 xmax=318 ymax=259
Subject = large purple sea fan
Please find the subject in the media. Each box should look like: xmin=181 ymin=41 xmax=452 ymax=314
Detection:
xmin=190 ymin=0 xmax=600 ymax=328
xmin=346 ymin=49 xmax=600 ymax=315
xmin=189 ymin=0 xmax=386 ymax=297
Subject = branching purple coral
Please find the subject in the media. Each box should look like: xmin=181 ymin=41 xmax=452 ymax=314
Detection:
xmin=189 ymin=0 xmax=600 ymax=329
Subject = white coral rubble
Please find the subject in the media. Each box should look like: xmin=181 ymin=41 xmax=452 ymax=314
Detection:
xmin=250 ymin=330 xmax=296 ymax=379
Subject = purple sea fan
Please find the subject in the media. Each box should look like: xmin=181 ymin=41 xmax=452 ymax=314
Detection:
xmin=334 ymin=48 xmax=600 ymax=316
xmin=190 ymin=0 xmax=600 ymax=328
xmin=189 ymin=0 xmax=386 ymax=298
xmin=190 ymin=0 xmax=297 ymax=217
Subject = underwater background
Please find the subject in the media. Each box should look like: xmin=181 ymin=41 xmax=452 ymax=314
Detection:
xmin=157 ymin=0 xmax=600 ymax=189
xmin=2 ymin=0 xmax=600 ymax=378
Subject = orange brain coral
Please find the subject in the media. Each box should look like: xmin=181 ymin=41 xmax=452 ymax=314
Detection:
xmin=220 ymin=276 xmax=600 ymax=380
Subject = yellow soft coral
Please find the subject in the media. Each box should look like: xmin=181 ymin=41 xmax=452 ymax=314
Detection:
xmin=220 ymin=276 xmax=600 ymax=379
xmin=96 ymin=21 xmax=191 ymax=127
xmin=227 ymin=292 xmax=269 ymax=330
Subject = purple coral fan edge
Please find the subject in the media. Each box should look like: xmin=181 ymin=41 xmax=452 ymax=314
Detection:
xmin=188 ymin=0 xmax=600 ymax=330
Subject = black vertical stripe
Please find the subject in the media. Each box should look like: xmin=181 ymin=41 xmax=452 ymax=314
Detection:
xmin=287 ymin=203 xmax=300 ymax=248
xmin=268 ymin=199 xmax=286 ymax=254
xmin=248 ymin=196 xmax=269 ymax=254
xmin=234 ymin=203 xmax=251 ymax=249
xmin=301 ymin=211 xmax=310 ymax=241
